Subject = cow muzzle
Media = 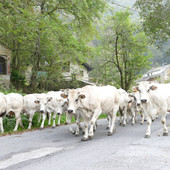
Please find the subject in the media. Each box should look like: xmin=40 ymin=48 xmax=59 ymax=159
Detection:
xmin=40 ymin=110 xmax=45 ymax=113
xmin=137 ymin=103 xmax=140 ymax=106
xmin=57 ymin=113 xmax=61 ymax=116
xmin=68 ymin=109 xmax=73 ymax=114
xmin=141 ymin=99 xmax=147 ymax=103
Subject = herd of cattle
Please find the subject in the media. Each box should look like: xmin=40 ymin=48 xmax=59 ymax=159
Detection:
xmin=0 ymin=81 xmax=170 ymax=141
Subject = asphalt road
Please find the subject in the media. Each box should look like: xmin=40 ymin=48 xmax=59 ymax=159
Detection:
xmin=0 ymin=115 xmax=170 ymax=170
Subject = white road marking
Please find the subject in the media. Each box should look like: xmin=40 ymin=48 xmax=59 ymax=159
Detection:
xmin=0 ymin=147 xmax=63 ymax=169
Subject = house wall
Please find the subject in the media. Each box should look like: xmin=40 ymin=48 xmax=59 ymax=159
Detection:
xmin=0 ymin=44 xmax=11 ymax=87
xmin=63 ymin=62 xmax=89 ymax=82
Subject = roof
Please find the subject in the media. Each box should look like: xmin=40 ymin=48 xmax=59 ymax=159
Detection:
xmin=140 ymin=64 xmax=170 ymax=81
xmin=82 ymin=63 xmax=94 ymax=72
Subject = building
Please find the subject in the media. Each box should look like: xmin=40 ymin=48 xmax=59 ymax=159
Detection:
xmin=62 ymin=62 xmax=95 ymax=85
xmin=0 ymin=42 xmax=11 ymax=87
xmin=139 ymin=64 xmax=170 ymax=83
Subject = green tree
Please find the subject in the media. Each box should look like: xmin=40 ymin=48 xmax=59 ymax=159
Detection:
xmin=134 ymin=0 xmax=170 ymax=45
xmin=93 ymin=10 xmax=152 ymax=90
xmin=0 ymin=0 xmax=106 ymax=91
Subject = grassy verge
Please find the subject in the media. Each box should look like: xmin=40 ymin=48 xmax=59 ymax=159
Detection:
xmin=0 ymin=113 xmax=108 ymax=136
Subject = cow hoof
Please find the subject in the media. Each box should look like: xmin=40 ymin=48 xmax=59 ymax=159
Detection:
xmin=163 ymin=132 xmax=168 ymax=136
xmin=39 ymin=127 xmax=43 ymax=130
xmin=106 ymin=126 xmax=109 ymax=129
xmin=108 ymin=132 xmax=113 ymax=136
xmin=131 ymin=123 xmax=134 ymax=126
xmin=52 ymin=126 xmax=55 ymax=129
xmin=88 ymin=136 xmax=93 ymax=140
xmin=119 ymin=123 xmax=122 ymax=126
xmin=75 ymin=134 xmax=79 ymax=137
xmin=56 ymin=124 xmax=60 ymax=126
xmin=144 ymin=135 xmax=150 ymax=138
xmin=82 ymin=131 xmax=85 ymax=135
xmin=65 ymin=122 xmax=68 ymax=125
xmin=81 ymin=137 xmax=88 ymax=141
xmin=140 ymin=122 xmax=143 ymax=125
xmin=122 ymin=124 xmax=126 ymax=127
xmin=72 ymin=131 xmax=75 ymax=134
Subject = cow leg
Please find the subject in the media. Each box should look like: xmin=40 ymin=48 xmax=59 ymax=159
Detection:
xmin=141 ymin=113 xmax=144 ymax=125
xmin=14 ymin=114 xmax=21 ymax=131
xmin=0 ymin=117 xmax=4 ymax=133
xmin=38 ymin=112 xmax=42 ymax=123
xmin=28 ymin=113 xmax=34 ymax=129
xmin=107 ymin=115 xmax=111 ymax=129
xmin=65 ymin=112 xmax=69 ymax=125
xmin=122 ymin=111 xmax=127 ymax=127
xmin=52 ymin=113 xmax=57 ymax=128
xmin=161 ymin=114 xmax=168 ymax=136
xmin=57 ymin=114 xmax=61 ymax=126
xmin=40 ymin=112 xmax=46 ymax=129
xmin=145 ymin=116 xmax=152 ymax=138
xmin=88 ymin=109 xmax=101 ymax=139
xmin=81 ymin=121 xmax=89 ymax=141
xmin=131 ymin=108 xmax=136 ymax=125
xmin=75 ymin=113 xmax=80 ymax=136
xmin=48 ymin=112 xmax=51 ymax=126
xmin=108 ymin=106 xmax=119 ymax=135
xmin=68 ymin=114 xmax=75 ymax=134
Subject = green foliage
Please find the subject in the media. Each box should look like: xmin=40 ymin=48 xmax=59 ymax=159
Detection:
xmin=91 ymin=9 xmax=152 ymax=90
xmin=11 ymin=70 xmax=27 ymax=89
xmin=0 ymin=0 xmax=107 ymax=91
xmin=134 ymin=0 xmax=170 ymax=45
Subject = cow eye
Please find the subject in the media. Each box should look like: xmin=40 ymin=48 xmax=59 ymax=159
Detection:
xmin=75 ymin=99 xmax=78 ymax=102
xmin=147 ymin=89 xmax=150 ymax=92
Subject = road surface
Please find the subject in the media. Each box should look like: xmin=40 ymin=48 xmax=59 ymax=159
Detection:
xmin=0 ymin=116 xmax=170 ymax=170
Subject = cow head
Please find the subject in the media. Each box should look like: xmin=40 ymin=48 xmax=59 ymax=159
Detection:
xmin=34 ymin=96 xmax=52 ymax=113
xmin=133 ymin=82 xmax=158 ymax=103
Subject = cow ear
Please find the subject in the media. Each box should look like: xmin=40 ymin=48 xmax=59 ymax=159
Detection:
xmin=150 ymin=85 xmax=157 ymax=91
xmin=34 ymin=100 xmax=40 ymax=104
xmin=47 ymin=97 xmax=52 ymax=102
xmin=132 ymin=86 xmax=138 ymax=92
xmin=61 ymin=93 xmax=68 ymax=99
xmin=79 ymin=94 xmax=86 ymax=99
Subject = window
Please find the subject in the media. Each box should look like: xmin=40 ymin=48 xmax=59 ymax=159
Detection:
xmin=0 ymin=56 xmax=7 ymax=74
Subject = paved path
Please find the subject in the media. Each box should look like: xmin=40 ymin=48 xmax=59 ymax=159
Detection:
xmin=0 ymin=116 xmax=170 ymax=170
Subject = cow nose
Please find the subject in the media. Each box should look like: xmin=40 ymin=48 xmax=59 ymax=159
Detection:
xmin=68 ymin=109 xmax=73 ymax=113
xmin=141 ymin=99 xmax=147 ymax=103
xmin=40 ymin=110 xmax=44 ymax=113
xmin=137 ymin=103 xmax=140 ymax=106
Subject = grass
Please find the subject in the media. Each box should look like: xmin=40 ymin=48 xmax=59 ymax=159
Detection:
xmin=0 ymin=113 xmax=108 ymax=136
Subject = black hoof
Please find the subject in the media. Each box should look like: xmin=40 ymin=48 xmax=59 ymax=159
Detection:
xmin=75 ymin=134 xmax=79 ymax=137
xmin=65 ymin=122 xmax=68 ymax=125
xmin=163 ymin=132 xmax=168 ymax=136
xmin=106 ymin=127 xmax=109 ymax=129
xmin=108 ymin=132 xmax=113 ymax=136
xmin=39 ymin=127 xmax=43 ymax=130
xmin=144 ymin=135 xmax=150 ymax=138
xmin=131 ymin=123 xmax=134 ymax=126
xmin=88 ymin=136 xmax=93 ymax=140
xmin=72 ymin=131 xmax=75 ymax=134
xmin=52 ymin=126 xmax=55 ymax=129
xmin=82 ymin=131 xmax=85 ymax=135
xmin=122 ymin=124 xmax=126 ymax=127
xmin=140 ymin=122 xmax=143 ymax=125
xmin=56 ymin=124 xmax=60 ymax=126
xmin=81 ymin=137 xmax=88 ymax=141
xmin=119 ymin=123 xmax=122 ymax=126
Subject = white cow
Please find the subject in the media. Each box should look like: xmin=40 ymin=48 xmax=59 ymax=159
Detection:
xmin=131 ymin=91 xmax=145 ymax=124
xmin=62 ymin=89 xmax=83 ymax=136
xmin=23 ymin=93 xmax=45 ymax=129
xmin=118 ymin=89 xmax=132 ymax=126
xmin=5 ymin=93 xmax=24 ymax=131
xmin=63 ymin=85 xmax=120 ymax=141
xmin=135 ymin=81 xmax=170 ymax=138
xmin=35 ymin=91 xmax=68 ymax=129
xmin=0 ymin=93 xmax=7 ymax=133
